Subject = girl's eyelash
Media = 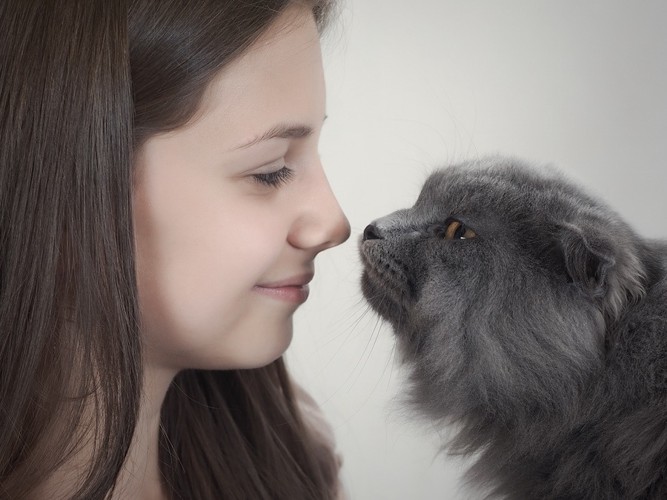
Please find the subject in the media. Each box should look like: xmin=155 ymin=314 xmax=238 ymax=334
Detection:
xmin=251 ymin=166 xmax=294 ymax=188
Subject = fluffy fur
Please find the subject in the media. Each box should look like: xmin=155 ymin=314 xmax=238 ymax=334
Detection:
xmin=359 ymin=157 xmax=667 ymax=499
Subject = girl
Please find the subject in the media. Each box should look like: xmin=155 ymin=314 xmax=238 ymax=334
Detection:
xmin=0 ymin=0 xmax=350 ymax=498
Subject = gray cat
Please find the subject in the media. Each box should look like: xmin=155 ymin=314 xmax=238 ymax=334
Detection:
xmin=359 ymin=156 xmax=667 ymax=499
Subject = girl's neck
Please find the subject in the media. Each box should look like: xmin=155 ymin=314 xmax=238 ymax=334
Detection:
xmin=113 ymin=364 xmax=176 ymax=500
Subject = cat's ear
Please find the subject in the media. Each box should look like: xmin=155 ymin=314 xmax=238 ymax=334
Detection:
xmin=558 ymin=222 xmax=615 ymax=298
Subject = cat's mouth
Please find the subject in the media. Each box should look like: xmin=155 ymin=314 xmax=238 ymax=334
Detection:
xmin=359 ymin=240 xmax=414 ymax=321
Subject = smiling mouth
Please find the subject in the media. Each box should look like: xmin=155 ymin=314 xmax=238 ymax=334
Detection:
xmin=253 ymin=284 xmax=310 ymax=304
xmin=254 ymin=274 xmax=313 ymax=304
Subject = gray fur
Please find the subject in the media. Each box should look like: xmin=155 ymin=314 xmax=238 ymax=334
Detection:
xmin=359 ymin=156 xmax=667 ymax=499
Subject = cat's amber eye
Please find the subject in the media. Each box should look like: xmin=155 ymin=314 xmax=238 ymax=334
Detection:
xmin=444 ymin=219 xmax=476 ymax=240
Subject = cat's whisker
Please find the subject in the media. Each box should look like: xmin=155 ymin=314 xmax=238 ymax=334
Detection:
xmin=312 ymin=302 xmax=381 ymax=380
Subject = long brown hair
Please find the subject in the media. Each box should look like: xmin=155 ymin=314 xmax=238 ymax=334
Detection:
xmin=0 ymin=1 xmax=339 ymax=498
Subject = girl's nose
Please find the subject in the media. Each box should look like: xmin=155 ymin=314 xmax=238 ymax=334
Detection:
xmin=287 ymin=167 xmax=350 ymax=253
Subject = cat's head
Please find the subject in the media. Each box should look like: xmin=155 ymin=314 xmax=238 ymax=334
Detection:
xmin=359 ymin=157 xmax=646 ymax=424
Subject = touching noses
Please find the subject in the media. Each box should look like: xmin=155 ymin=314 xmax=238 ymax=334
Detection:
xmin=288 ymin=169 xmax=350 ymax=253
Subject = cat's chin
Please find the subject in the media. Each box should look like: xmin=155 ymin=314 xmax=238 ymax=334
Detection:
xmin=359 ymin=239 xmax=415 ymax=324
xmin=360 ymin=270 xmax=409 ymax=324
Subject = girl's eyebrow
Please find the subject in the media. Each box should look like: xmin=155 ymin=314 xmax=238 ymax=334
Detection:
xmin=234 ymin=124 xmax=313 ymax=150
xmin=232 ymin=116 xmax=327 ymax=151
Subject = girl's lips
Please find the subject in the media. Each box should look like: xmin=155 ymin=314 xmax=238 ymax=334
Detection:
xmin=253 ymin=284 xmax=310 ymax=303
xmin=254 ymin=273 xmax=313 ymax=303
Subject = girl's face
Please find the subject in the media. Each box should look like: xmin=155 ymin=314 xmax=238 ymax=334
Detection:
xmin=133 ymin=6 xmax=349 ymax=371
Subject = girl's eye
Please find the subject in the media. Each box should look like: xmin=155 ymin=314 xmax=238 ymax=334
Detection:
xmin=444 ymin=218 xmax=476 ymax=240
xmin=251 ymin=166 xmax=294 ymax=188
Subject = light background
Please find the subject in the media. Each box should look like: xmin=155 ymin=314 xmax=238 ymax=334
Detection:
xmin=287 ymin=1 xmax=667 ymax=499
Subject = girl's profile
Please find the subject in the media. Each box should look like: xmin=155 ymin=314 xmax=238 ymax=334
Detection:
xmin=0 ymin=1 xmax=349 ymax=498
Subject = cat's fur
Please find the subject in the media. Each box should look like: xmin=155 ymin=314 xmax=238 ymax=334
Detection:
xmin=359 ymin=157 xmax=667 ymax=499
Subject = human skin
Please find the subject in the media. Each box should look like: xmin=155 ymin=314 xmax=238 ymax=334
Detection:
xmin=133 ymin=6 xmax=350 ymax=375
xmin=42 ymin=6 xmax=350 ymax=498
xmin=126 ymin=5 xmax=349 ymax=498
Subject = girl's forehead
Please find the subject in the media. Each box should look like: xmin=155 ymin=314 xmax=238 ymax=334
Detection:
xmin=177 ymin=6 xmax=325 ymax=148
xmin=201 ymin=7 xmax=321 ymax=104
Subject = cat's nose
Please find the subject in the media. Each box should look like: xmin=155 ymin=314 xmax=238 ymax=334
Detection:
xmin=363 ymin=223 xmax=384 ymax=241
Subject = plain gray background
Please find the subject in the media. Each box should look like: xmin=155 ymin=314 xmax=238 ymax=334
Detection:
xmin=287 ymin=1 xmax=667 ymax=499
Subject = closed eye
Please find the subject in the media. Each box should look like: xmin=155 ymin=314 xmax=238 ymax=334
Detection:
xmin=444 ymin=218 xmax=477 ymax=240
xmin=251 ymin=166 xmax=294 ymax=188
